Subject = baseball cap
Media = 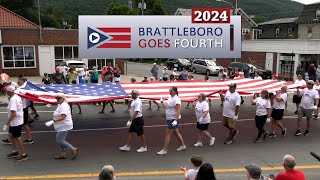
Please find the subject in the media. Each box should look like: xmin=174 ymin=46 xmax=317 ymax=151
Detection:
xmin=245 ymin=164 xmax=262 ymax=179
xmin=6 ymin=85 xmax=16 ymax=92
xmin=153 ymin=63 xmax=156 ymax=65
xmin=131 ymin=90 xmax=139 ymax=95
xmin=307 ymin=80 xmax=315 ymax=85
xmin=229 ymin=83 xmax=237 ymax=88
xmin=55 ymin=93 xmax=66 ymax=98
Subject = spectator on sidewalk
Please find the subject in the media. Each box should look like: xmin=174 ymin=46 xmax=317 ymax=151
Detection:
xmin=254 ymin=71 xmax=263 ymax=80
xmin=180 ymin=155 xmax=203 ymax=180
xmin=179 ymin=67 xmax=188 ymax=80
xmin=162 ymin=67 xmax=169 ymax=81
xmin=142 ymin=76 xmax=149 ymax=82
xmin=52 ymin=68 xmax=66 ymax=84
xmin=147 ymin=77 xmax=161 ymax=111
xmin=90 ymin=66 xmax=99 ymax=83
xmin=296 ymin=63 xmax=303 ymax=78
xmin=113 ymin=67 xmax=121 ymax=83
xmin=67 ymin=66 xmax=78 ymax=84
xmin=82 ymin=67 xmax=90 ymax=84
xmin=245 ymin=164 xmax=264 ymax=180
xmin=308 ymin=63 xmax=316 ymax=81
xmin=99 ymin=165 xmax=116 ymax=180
xmin=151 ymin=63 xmax=159 ymax=80
xmin=101 ymin=66 xmax=107 ymax=83
xmin=195 ymin=163 xmax=216 ymax=180
xmin=42 ymin=73 xmax=51 ymax=85
xmin=275 ymin=155 xmax=305 ymax=180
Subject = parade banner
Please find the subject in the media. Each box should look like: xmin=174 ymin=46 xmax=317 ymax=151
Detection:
xmin=79 ymin=8 xmax=241 ymax=58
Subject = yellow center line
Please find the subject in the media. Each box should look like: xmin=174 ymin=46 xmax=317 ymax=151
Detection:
xmin=1 ymin=165 xmax=320 ymax=179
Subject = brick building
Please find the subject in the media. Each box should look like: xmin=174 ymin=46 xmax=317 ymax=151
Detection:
xmin=0 ymin=6 xmax=124 ymax=76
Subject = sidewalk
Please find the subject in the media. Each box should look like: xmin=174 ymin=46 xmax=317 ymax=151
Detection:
xmin=0 ymin=74 xmax=145 ymax=106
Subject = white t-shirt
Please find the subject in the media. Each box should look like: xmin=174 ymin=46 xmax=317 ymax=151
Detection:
xmin=294 ymin=79 xmax=306 ymax=95
xmin=7 ymin=94 xmax=24 ymax=127
xmin=223 ymin=91 xmax=241 ymax=118
xmin=82 ymin=71 xmax=90 ymax=80
xmin=186 ymin=169 xmax=198 ymax=180
xmin=130 ymin=98 xmax=142 ymax=118
xmin=272 ymin=93 xmax=288 ymax=109
xmin=195 ymin=101 xmax=211 ymax=124
xmin=53 ymin=102 xmax=73 ymax=132
xmin=253 ymin=97 xmax=271 ymax=116
xmin=254 ymin=76 xmax=262 ymax=80
xmin=300 ymin=88 xmax=319 ymax=109
xmin=165 ymin=95 xmax=181 ymax=120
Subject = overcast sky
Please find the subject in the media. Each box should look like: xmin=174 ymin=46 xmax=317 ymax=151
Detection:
xmin=292 ymin=0 xmax=320 ymax=4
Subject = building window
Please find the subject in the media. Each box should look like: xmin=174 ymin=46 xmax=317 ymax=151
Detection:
xmin=308 ymin=26 xmax=313 ymax=38
xmin=275 ymin=28 xmax=280 ymax=37
xmin=54 ymin=46 xmax=78 ymax=66
xmin=2 ymin=46 xmax=36 ymax=69
xmin=88 ymin=59 xmax=114 ymax=71
xmin=242 ymin=28 xmax=250 ymax=35
xmin=288 ymin=28 xmax=292 ymax=36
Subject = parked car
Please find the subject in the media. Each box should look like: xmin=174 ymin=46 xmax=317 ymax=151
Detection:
xmin=166 ymin=58 xmax=191 ymax=71
xmin=227 ymin=62 xmax=272 ymax=79
xmin=191 ymin=59 xmax=224 ymax=76
xmin=56 ymin=60 xmax=86 ymax=76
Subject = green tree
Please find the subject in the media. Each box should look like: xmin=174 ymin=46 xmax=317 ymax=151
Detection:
xmin=106 ymin=3 xmax=138 ymax=15
xmin=252 ymin=16 xmax=265 ymax=24
xmin=0 ymin=0 xmax=37 ymax=22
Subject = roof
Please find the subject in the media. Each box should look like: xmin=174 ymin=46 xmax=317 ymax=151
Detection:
xmin=259 ymin=17 xmax=299 ymax=25
xmin=296 ymin=2 xmax=320 ymax=23
xmin=174 ymin=8 xmax=192 ymax=16
xmin=0 ymin=5 xmax=38 ymax=28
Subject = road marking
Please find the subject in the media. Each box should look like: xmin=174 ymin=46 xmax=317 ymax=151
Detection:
xmin=0 ymin=116 xmax=297 ymax=135
xmin=1 ymin=165 xmax=320 ymax=179
xmin=0 ymin=111 xmax=55 ymax=114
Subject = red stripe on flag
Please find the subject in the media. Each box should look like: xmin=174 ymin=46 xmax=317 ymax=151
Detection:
xmin=98 ymin=28 xmax=131 ymax=33
xmin=97 ymin=43 xmax=131 ymax=48
xmin=111 ymin=35 xmax=131 ymax=41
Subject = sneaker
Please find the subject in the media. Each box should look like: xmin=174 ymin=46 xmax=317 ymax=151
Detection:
xmin=254 ymin=138 xmax=262 ymax=143
xmin=224 ymin=138 xmax=230 ymax=144
xmin=224 ymin=139 xmax=233 ymax=145
xmin=268 ymin=133 xmax=276 ymax=138
xmin=28 ymin=119 xmax=34 ymax=125
xmin=110 ymin=110 xmax=115 ymax=113
xmin=123 ymin=108 xmax=129 ymax=112
xmin=232 ymin=130 xmax=239 ymax=140
xmin=15 ymin=154 xmax=29 ymax=162
xmin=295 ymin=129 xmax=302 ymax=136
xmin=7 ymin=151 xmax=19 ymax=159
xmin=1 ymin=139 xmax=12 ymax=145
xmin=136 ymin=146 xmax=147 ymax=153
xmin=34 ymin=114 xmax=39 ymax=119
xmin=176 ymin=145 xmax=187 ymax=151
xmin=185 ymin=106 xmax=189 ymax=109
xmin=119 ymin=145 xmax=130 ymax=151
xmin=263 ymin=132 xmax=268 ymax=139
xmin=241 ymin=100 xmax=244 ymax=104
xmin=282 ymin=128 xmax=287 ymax=136
xmin=147 ymin=108 xmax=152 ymax=111
xmin=45 ymin=104 xmax=51 ymax=107
xmin=157 ymin=149 xmax=167 ymax=155
xmin=209 ymin=137 xmax=215 ymax=146
xmin=194 ymin=142 xmax=203 ymax=147
xmin=294 ymin=110 xmax=298 ymax=115
xmin=304 ymin=130 xmax=310 ymax=136
xmin=23 ymin=139 xmax=34 ymax=144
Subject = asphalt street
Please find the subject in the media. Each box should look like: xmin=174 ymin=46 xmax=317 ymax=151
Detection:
xmin=0 ymin=96 xmax=320 ymax=179
xmin=126 ymin=61 xmax=218 ymax=80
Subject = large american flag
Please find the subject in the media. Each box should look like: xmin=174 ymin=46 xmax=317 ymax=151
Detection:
xmin=17 ymin=82 xmax=129 ymax=104
xmin=17 ymin=79 xmax=299 ymax=103
xmin=121 ymin=78 xmax=299 ymax=102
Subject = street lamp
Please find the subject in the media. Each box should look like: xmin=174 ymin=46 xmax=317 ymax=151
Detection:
xmin=138 ymin=0 xmax=147 ymax=15
xmin=216 ymin=0 xmax=238 ymax=15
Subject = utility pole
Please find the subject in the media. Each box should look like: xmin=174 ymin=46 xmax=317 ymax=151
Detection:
xmin=37 ymin=0 xmax=42 ymax=42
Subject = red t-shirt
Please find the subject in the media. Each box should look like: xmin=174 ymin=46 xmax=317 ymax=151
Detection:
xmin=275 ymin=170 xmax=305 ymax=180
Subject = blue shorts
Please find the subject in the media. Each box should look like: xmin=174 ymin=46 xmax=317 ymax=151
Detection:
xmin=167 ymin=119 xmax=180 ymax=130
